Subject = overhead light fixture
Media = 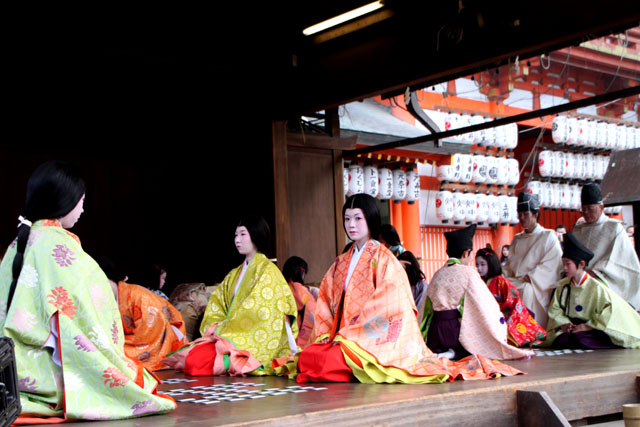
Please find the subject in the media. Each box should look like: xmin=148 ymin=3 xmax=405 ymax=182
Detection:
xmin=303 ymin=1 xmax=386 ymax=36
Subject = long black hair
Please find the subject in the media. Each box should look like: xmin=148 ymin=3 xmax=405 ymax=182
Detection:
xmin=8 ymin=161 xmax=86 ymax=308
xmin=237 ymin=215 xmax=271 ymax=256
xmin=342 ymin=194 xmax=381 ymax=242
xmin=475 ymin=246 xmax=503 ymax=281
xmin=380 ymin=224 xmax=402 ymax=246
xmin=397 ymin=251 xmax=425 ymax=287
xmin=282 ymin=256 xmax=308 ymax=284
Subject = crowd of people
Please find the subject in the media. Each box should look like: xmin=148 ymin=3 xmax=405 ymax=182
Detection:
xmin=1 ymin=161 xmax=639 ymax=422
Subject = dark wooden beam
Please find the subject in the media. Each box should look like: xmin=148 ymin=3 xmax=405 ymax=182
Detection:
xmin=287 ymin=132 xmax=357 ymax=150
xmin=517 ymin=390 xmax=571 ymax=427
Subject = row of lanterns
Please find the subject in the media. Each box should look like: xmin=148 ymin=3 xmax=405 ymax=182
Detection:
xmin=435 ymin=191 xmax=518 ymax=225
xmin=552 ymin=116 xmax=640 ymax=150
xmin=436 ymin=112 xmax=519 ymax=150
xmin=437 ymin=154 xmax=520 ymax=186
xmin=525 ymin=181 xmax=582 ymax=210
xmin=344 ymin=165 xmax=421 ymax=202
xmin=538 ymin=151 xmax=609 ymax=181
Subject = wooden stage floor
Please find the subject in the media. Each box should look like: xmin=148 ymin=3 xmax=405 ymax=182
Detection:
xmin=73 ymin=349 xmax=639 ymax=426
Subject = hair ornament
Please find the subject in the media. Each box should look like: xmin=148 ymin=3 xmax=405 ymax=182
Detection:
xmin=18 ymin=216 xmax=32 ymax=228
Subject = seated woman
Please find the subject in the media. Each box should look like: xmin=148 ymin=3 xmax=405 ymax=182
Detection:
xmin=0 ymin=161 xmax=175 ymax=423
xmin=544 ymin=232 xmax=640 ymax=349
xmin=282 ymin=256 xmax=316 ymax=349
xmin=475 ymin=247 xmax=546 ymax=347
xmin=380 ymin=223 xmax=405 ymax=257
xmin=292 ymin=194 xmax=450 ymax=384
xmin=397 ymin=251 xmax=428 ymax=324
xmin=422 ymin=225 xmax=532 ymax=361
xmin=169 ymin=282 xmax=211 ymax=341
xmin=166 ymin=216 xmax=298 ymax=376
xmin=96 ymin=256 xmax=187 ymax=371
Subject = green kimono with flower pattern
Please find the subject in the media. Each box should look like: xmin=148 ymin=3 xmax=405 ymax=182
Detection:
xmin=0 ymin=220 xmax=176 ymax=421
xmin=200 ymin=253 xmax=297 ymax=375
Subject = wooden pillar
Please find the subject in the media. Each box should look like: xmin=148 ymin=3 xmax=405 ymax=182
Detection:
xmin=391 ymin=201 xmax=404 ymax=243
xmin=634 ymin=202 xmax=640 ymax=260
xmin=401 ymin=200 xmax=421 ymax=256
xmin=493 ymin=223 xmax=513 ymax=253
xmin=272 ymin=120 xmax=290 ymax=267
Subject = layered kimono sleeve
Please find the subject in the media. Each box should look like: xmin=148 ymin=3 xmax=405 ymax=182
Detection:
xmin=311 ymin=258 xmax=339 ymax=342
xmin=199 ymin=269 xmax=236 ymax=336
xmin=543 ymin=281 xmax=573 ymax=346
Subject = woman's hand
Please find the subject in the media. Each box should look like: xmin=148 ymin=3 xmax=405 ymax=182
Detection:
xmin=561 ymin=323 xmax=574 ymax=333
xmin=571 ymin=324 xmax=592 ymax=333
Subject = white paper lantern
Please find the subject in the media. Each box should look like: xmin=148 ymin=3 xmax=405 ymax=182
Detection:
xmin=495 ymin=157 xmax=509 ymax=186
xmin=437 ymin=165 xmax=454 ymax=182
xmin=343 ymin=168 xmax=349 ymax=195
xmin=363 ymin=166 xmax=379 ymax=198
xmin=552 ymin=116 xmax=568 ymax=144
xmin=567 ymin=117 xmax=579 ymax=145
xmin=596 ymin=121 xmax=608 ymax=148
xmin=452 ymin=192 xmax=466 ymax=223
xmin=570 ymin=185 xmax=581 ymax=210
xmin=606 ymin=123 xmax=617 ymax=150
xmin=553 ymin=151 xmax=566 ymax=178
xmin=506 ymin=158 xmax=520 ymax=187
xmin=625 ymin=126 xmax=635 ymax=150
xmin=464 ymin=192 xmax=477 ymax=224
xmin=573 ymin=153 xmax=585 ymax=180
xmin=435 ymin=191 xmax=454 ymax=222
xmin=494 ymin=125 xmax=507 ymax=149
xmin=476 ymin=193 xmax=489 ymax=224
xmin=538 ymin=150 xmax=555 ymax=177
xmin=615 ymin=124 xmax=626 ymax=151
xmin=487 ymin=194 xmax=500 ymax=224
xmin=377 ymin=168 xmax=393 ymax=200
xmin=472 ymin=154 xmax=488 ymax=184
xmin=584 ymin=154 xmax=595 ymax=180
xmin=485 ymin=156 xmax=498 ymax=185
xmin=560 ymin=183 xmax=571 ymax=210
xmin=447 ymin=113 xmax=463 ymax=142
xmin=484 ymin=118 xmax=496 ymax=147
xmin=392 ymin=169 xmax=407 ymax=201
xmin=577 ymin=119 xmax=589 ymax=146
xmin=348 ymin=164 xmax=364 ymax=196
xmin=452 ymin=154 xmax=463 ymax=182
xmin=459 ymin=154 xmax=474 ymax=184
xmin=565 ymin=152 xmax=575 ymax=179
xmin=497 ymin=194 xmax=511 ymax=224
xmin=509 ymin=196 xmax=519 ymax=225
xmin=602 ymin=156 xmax=610 ymax=177
xmin=470 ymin=115 xmax=485 ymax=144
xmin=550 ymin=183 xmax=562 ymax=209
xmin=542 ymin=182 xmax=554 ymax=208
xmin=593 ymin=155 xmax=605 ymax=181
xmin=505 ymin=123 xmax=519 ymax=150
xmin=525 ymin=180 xmax=543 ymax=206
xmin=405 ymin=170 xmax=420 ymax=203
xmin=587 ymin=120 xmax=598 ymax=147
xmin=460 ymin=114 xmax=474 ymax=144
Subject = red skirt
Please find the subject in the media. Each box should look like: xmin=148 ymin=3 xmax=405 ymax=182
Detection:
xmin=296 ymin=342 xmax=355 ymax=383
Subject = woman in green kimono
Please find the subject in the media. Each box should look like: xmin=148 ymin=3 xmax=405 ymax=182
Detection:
xmin=196 ymin=215 xmax=298 ymax=375
xmin=544 ymin=232 xmax=640 ymax=349
xmin=0 ymin=161 xmax=176 ymax=423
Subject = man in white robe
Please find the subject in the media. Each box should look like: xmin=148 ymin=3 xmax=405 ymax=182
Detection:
xmin=503 ymin=193 xmax=563 ymax=328
xmin=573 ymin=183 xmax=640 ymax=311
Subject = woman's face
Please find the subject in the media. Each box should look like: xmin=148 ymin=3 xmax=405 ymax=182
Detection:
xmin=59 ymin=194 xmax=85 ymax=229
xmin=502 ymin=246 xmax=509 ymax=257
xmin=476 ymin=256 xmax=489 ymax=279
xmin=344 ymin=208 xmax=370 ymax=247
xmin=235 ymin=226 xmax=257 ymax=257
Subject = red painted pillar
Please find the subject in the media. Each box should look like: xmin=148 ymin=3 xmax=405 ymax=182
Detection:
xmin=401 ymin=200 xmax=421 ymax=256
xmin=391 ymin=201 xmax=404 ymax=245
xmin=493 ymin=224 xmax=513 ymax=254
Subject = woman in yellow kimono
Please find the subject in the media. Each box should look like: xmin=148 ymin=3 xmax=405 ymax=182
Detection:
xmin=166 ymin=216 xmax=298 ymax=376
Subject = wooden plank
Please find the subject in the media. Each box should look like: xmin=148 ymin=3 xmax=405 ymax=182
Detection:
xmin=272 ymin=120 xmax=290 ymax=267
xmin=517 ymin=390 xmax=570 ymax=427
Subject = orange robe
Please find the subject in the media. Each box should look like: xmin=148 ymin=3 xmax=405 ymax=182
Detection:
xmin=289 ymin=281 xmax=316 ymax=349
xmin=118 ymin=281 xmax=187 ymax=370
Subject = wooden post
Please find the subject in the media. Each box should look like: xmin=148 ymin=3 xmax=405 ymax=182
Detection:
xmin=401 ymin=200 xmax=421 ymax=256
xmin=517 ymin=390 xmax=571 ymax=427
xmin=272 ymin=120 xmax=290 ymax=267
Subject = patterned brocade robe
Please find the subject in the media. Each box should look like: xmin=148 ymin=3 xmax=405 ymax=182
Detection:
xmin=313 ymin=240 xmax=450 ymax=383
xmin=200 ymin=253 xmax=298 ymax=375
xmin=118 ymin=281 xmax=187 ymax=371
xmin=0 ymin=220 xmax=175 ymax=422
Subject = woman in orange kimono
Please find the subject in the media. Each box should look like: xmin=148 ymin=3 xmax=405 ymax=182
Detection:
xmin=96 ymin=256 xmax=187 ymax=371
xmin=282 ymin=256 xmax=316 ymax=349
xmin=475 ymin=247 xmax=546 ymax=347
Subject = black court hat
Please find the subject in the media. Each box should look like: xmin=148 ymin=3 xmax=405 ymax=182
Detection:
xmin=517 ymin=192 xmax=540 ymax=212
xmin=562 ymin=231 xmax=594 ymax=266
xmin=581 ymin=183 xmax=603 ymax=206
xmin=445 ymin=224 xmax=476 ymax=257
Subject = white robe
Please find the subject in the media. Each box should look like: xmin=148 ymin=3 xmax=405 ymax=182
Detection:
xmin=503 ymin=224 xmax=563 ymax=329
xmin=573 ymin=214 xmax=640 ymax=310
